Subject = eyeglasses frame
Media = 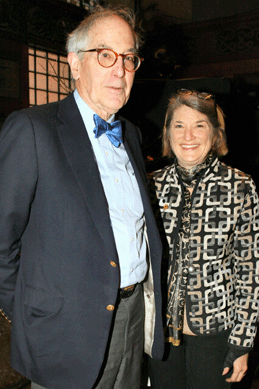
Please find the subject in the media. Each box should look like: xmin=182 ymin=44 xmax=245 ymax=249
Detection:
xmin=177 ymin=88 xmax=218 ymax=117
xmin=177 ymin=88 xmax=215 ymax=101
xmin=77 ymin=48 xmax=144 ymax=72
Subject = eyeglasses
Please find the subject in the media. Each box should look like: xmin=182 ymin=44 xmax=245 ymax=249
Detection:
xmin=177 ymin=88 xmax=218 ymax=118
xmin=177 ymin=88 xmax=215 ymax=101
xmin=78 ymin=48 xmax=144 ymax=72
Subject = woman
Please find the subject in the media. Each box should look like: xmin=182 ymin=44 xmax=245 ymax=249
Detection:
xmin=148 ymin=89 xmax=259 ymax=389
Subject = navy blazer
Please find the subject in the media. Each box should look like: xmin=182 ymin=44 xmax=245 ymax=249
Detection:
xmin=0 ymin=94 xmax=163 ymax=389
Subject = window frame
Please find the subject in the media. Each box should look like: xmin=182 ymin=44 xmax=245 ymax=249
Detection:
xmin=29 ymin=45 xmax=71 ymax=106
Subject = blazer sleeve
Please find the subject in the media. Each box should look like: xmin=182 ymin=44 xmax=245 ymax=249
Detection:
xmin=0 ymin=111 xmax=38 ymax=320
xmin=230 ymin=176 xmax=259 ymax=348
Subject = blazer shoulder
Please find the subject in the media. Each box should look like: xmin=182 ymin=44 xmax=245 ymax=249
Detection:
xmin=1 ymin=94 xmax=78 ymax=137
xmin=7 ymin=93 xmax=76 ymax=122
xmin=19 ymin=100 xmax=60 ymax=120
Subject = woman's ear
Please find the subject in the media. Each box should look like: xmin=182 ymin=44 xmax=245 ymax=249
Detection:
xmin=67 ymin=52 xmax=81 ymax=81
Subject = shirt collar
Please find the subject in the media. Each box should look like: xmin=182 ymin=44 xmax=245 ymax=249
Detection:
xmin=74 ymin=89 xmax=115 ymax=139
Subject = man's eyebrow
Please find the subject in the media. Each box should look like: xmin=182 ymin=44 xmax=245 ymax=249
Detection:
xmin=128 ymin=47 xmax=138 ymax=54
xmin=97 ymin=44 xmax=138 ymax=54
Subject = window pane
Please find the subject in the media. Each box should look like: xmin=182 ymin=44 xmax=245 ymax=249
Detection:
xmin=36 ymin=74 xmax=47 ymax=90
xmin=29 ymin=55 xmax=34 ymax=71
xmin=36 ymin=50 xmax=46 ymax=58
xmin=36 ymin=56 xmax=47 ymax=74
xmin=29 ymin=46 xmax=71 ymax=106
xmin=29 ymin=89 xmax=35 ymax=105
xmin=60 ymin=62 xmax=69 ymax=78
xmin=60 ymin=81 xmax=69 ymax=94
xmin=48 ymin=59 xmax=58 ymax=76
xmin=48 ymin=76 xmax=58 ymax=92
xmin=63 ymin=78 xmax=70 ymax=89
xmin=29 ymin=72 xmax=35 ymax=88
xmin=49 ymin=92 xmax=58 ymax=102
xmin=37 ymin=90 xmax=47 ymax=105
xmin=49 ymin=53 xmax=58 ymax=60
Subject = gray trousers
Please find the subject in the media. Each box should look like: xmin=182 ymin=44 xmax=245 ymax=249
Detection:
xmin=32 ymin=283 xmax=144 ymax=389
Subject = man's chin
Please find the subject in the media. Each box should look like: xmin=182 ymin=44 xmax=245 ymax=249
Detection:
xmin=105 ymin=101 xmax=128 ymax=115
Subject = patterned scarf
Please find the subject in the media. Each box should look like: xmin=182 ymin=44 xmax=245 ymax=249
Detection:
xmin=166 ymin=154 xmax=214 ymax=345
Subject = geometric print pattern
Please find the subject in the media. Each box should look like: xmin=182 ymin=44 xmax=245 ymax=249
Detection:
xmin=153 ymin=157 xmax=259 ymax=348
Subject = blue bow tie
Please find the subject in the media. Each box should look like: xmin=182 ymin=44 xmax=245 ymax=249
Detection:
xmin=93 ymin=114 xmax=123 ymax=148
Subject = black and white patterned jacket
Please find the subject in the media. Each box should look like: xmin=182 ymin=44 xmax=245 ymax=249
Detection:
xmin=153 ymin=157 xmax=259 ymax=349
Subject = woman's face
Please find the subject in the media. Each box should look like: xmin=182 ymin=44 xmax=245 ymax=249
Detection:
xmin=169 ymin=105 xmax=214 ymax=169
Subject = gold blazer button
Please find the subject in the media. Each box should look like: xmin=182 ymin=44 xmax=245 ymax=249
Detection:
xmin=110 ymin=261 xmax=117 ymax=267
xmin=106 ymin=305 xmax=115 ymax=311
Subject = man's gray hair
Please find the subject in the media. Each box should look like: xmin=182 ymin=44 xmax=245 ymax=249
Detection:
xmin=66 ymin=5 xmax=142 ymax=61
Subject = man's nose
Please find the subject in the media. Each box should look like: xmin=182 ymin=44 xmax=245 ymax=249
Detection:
xmin=112 ymin=55 xmax=126 ymax=77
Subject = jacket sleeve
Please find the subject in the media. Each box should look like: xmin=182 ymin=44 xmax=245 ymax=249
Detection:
xmin=0 ymin=111 xmax=38 ymax=320
xmin=230 ymin=177 xmax=259 ymax=348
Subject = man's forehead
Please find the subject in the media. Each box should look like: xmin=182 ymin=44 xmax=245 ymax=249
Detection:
xmin=89 ymin=15 xmax=135 ymax=46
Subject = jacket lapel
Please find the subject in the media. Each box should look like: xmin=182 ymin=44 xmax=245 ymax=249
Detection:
xmin=56 ymin=94 xmax=117 ymax=254
xmin=123 ymin=133 xmax=150 ymax=215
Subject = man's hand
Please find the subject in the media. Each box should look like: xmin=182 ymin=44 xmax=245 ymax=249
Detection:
xmin=222 ymin=353 xmax=248 ymax=382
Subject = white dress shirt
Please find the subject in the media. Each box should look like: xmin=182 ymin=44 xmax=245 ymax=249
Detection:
xmin=74 ymin=90 xmax=147 ymax=288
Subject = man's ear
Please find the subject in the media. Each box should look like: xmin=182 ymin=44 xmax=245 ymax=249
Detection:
xmin=67 ymin=52 xmax=81 ymax=81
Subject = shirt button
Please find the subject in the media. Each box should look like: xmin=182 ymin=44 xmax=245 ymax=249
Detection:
xmin=115 ymin=179 xmax=119 ymax=183
xmin=110 ymin=261 xmax=117 ymax=267
xmin=132 ymin=238 xmax=134 ymax=241
xmin=106 ymin=305 xmax=115 ymax=311
xmin=121 ymin=209 xmax=124 ymax=212
xmin=105 ymin=151 xmax=109 ymax=155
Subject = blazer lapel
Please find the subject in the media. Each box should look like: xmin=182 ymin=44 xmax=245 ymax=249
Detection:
xmin=123 ymin=136 xmax=150 ymax=213
xmin=56 ymin=94 xmax=117 ymax=253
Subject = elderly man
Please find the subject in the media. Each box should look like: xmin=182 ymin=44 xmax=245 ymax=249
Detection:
xmin=0 ymin=5 xmax=163 ymax=389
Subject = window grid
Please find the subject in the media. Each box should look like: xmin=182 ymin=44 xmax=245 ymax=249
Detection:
xmin=29 ymin=46 xmax=71 ymax=106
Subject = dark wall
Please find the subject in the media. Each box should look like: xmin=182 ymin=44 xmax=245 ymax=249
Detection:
xmin=192 ymin=0 xmax=259 ymax=20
